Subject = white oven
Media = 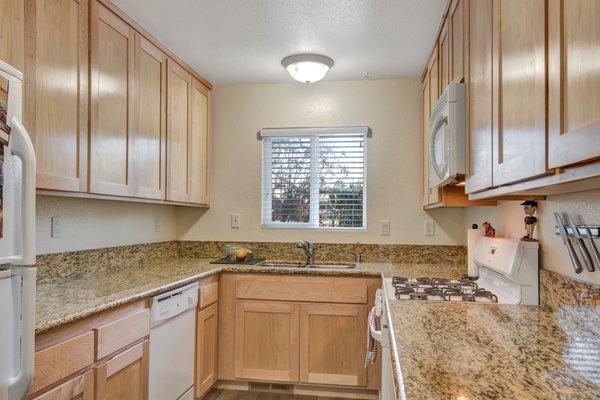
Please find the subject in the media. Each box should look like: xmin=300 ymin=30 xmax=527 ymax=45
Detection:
xmin=370 ymin=289 xmax=396 ymax=400
xmin=429 ymin=83 xmax=466 ymax=188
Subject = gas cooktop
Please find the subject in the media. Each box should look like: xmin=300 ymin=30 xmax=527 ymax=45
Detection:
xmin=388 ymin=276 xmax=499 ymax=303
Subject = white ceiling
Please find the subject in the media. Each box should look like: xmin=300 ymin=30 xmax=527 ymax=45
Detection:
xmin=111 ymin=0 xmax=446 ymax=85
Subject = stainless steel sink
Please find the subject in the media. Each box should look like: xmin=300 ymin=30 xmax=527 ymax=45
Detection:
xmin=258 ymin=263 xmax=356 ymax=269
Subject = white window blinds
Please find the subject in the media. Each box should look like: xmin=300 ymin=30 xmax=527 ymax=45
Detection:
xmin=261 ymin=127 xmax=367 ymax=229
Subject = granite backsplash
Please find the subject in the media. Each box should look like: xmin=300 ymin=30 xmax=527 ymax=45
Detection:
xmin=33 ymin=240 xmax=599 ymax=310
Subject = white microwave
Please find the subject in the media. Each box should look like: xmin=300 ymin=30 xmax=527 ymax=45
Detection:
xmin=429 ymin=83 xmax=466 ymax=188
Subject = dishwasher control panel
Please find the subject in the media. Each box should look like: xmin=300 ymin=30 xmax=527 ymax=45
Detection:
xmin=150 ymin=282 xmax=198 ymax=326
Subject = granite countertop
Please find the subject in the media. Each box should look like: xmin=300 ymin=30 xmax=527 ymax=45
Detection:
xmin=36 ymin=258 xmax=465 ymax=333
xmin=384 ymin=296 xmax=600 ymax=399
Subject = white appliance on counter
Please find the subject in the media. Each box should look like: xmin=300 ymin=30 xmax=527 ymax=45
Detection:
xmin=429 ymin=83 xmax=466 ymax=188
xmin=0 ymin=60 xmax=37 ymax=400
xmin=369 ymin=237 xmax=539 ymax=400
xmin=149 ymin=282 xmax=198 ymax=400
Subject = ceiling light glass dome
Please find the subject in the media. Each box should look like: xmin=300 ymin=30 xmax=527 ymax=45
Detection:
xmin=281 ymin=54 xmax=334 ymax=84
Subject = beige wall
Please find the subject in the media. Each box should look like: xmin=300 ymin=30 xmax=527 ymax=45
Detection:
xmin=176 ymin=79 xmax=467 ymax=245
xmin=36 ymin=196 xmax=177 ymax=254
xmin=465 ymin=189 xmax=600 ymax=286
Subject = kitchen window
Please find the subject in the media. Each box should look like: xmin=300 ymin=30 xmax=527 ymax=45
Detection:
xmin=260 ymin=127 xmax=368 ymax=230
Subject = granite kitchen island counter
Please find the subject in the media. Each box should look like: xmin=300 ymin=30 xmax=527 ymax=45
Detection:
xmin=385 ymin=299 xmax=600 ymax=399
xmin=35 ymin=258 xmax=465 ymax=333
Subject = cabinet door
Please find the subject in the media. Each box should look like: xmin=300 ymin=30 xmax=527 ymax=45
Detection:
xmin=196 ymin=303 xmax=218 ymax=398
xmin=166 ymin=60 xmax=192 ymax=202
xmin=426 ymin=47 xmax=441 ymax=204
xmin=0 ymin=0 xmax=23 ymax=71
xmin=189 ymin=78 xmax=209 ymax=205
xmin=548 ymin=0 xmax=600 ymax=168
xmin=439 ymin=21 xmax=450 ymax=93
xmin=428 ymin=45 xmax=440 ymax=113
xmin=449 ymin=0 xmax=465 ymax=83
xmin=235 ymin=301 xmax=299 ymax=382
xmin=90 ymin=1 xmax=134 ymax=196
xmin=130 ymin=34 xmax=166 ymax=199
xmin=299 ymin=303 xmax=367 ymax=387
xmin=492 ymin=0 xmax=547 ymax=186
xmin=422 ymin=73 xmax=431 ymax=207
xmin=465 ymin=0 xmax=493 ymax=193
xmin=23 ymin=0 xmax=88 ymax=192
xmin=95 ymin=341 xmax=149 ymax=400
xmin=31 ymin=370 xmax=94 ymax=400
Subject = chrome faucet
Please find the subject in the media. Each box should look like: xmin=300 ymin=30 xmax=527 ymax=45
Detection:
xmin=296 ymin=240 xmax=315 ymax=266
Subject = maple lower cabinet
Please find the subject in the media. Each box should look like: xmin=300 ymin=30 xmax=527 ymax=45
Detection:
xmin=95 ymin=341 xmax=149 ymax=400
xmin=234 ymin=301 xmax=300 ymax=383
xmin=30 ymin=370 xmax=94 ymax=400
xmin=130 ymin=34 xmax=167 ymax=199
xmin=196 ymin=303 xmax=218 ymax=398
xmin=299 ymin=303 xmax=367 ymax=387
xmin=23 ymin=0 xmax=88 ymax=192
xmin=89 ymin=0 xmax=135 ymax=196
xmin=548 ymin=0 xmax=600 ymax=169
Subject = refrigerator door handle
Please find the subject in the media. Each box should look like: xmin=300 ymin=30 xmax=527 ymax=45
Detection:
xmin=7 ymin=117 xmax=36 ymax=400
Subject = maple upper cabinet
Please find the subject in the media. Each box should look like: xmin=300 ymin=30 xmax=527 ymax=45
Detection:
xmin=166 ymin=60 xmax=210 ymax=205
xmin=449 ymin=0 xmax=465 ymax=83
xmin=166 ymin=60 xmax=192 ymax=202
xmin=428 ymin=45 xmax=440 ymax=114
xmin=422 ymin=72 xmax=431 ymax=207
xmin=299 ymin=303 xmax=367 ymax=387
xmin=0 ymin=0 xmax=23 ymax=71
xmin=90 ymin=0 xmax=135 ymax=196
xmin=548 ymin=0 xmax=600 ymax=169
xmin=465 ymin=0 xmax=493 ymax=194
xmin=439 ymin=21 xmax=450 ymax=93
xmin=130 ymin=34 xmax=167 ymax=200
xmin=23 ymin=0 xmax=88 ymax=192
xmin=189 ymin=79 xmax=210 ymax=205
xmin=234 ymin=301 xmax=300 ymax=383
xmin=491 ymin=0 xmax=547 ymax=186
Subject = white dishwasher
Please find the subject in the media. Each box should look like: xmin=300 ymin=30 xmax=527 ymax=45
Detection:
xmin=149 ymin=282 xmax=198 ymax=400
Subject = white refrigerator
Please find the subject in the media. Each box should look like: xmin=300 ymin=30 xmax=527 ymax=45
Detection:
xmin=0 ymin=59 xmax=37 ymax=400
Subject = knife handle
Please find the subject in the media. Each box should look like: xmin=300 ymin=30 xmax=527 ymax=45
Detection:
xmin=566 ymin=240 xmax=583 ymax=274
xmin=576 ymin=237 xmax=595 ymax=272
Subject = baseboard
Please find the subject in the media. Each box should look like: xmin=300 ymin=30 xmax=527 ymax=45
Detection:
xmin=215 ymin=379 xmax=379 ymax=399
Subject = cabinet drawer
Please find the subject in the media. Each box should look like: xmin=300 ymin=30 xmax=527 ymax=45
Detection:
xmin=94 ymin=309 xmax=149 ymax=360
xmin=235 ymin=275 xmax=368 ymax=304
xmin=199 ymin=281 xmax=218 ymax=309
xmin=30 ymin=331 xmax=95 ymax=394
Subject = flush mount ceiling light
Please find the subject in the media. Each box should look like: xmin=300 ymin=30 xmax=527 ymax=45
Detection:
xmin=281 ymin=54 xmax=334 ymax=84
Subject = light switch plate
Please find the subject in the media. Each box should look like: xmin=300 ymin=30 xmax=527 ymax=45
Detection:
xmin=231 ymin=213 xmax=241 ymax=228
xmin=425 ymin=220 xmax=435 ymax=236
xmin=155 ymin=216 xmax=161 ymax=232
xmin=380 ymin=220 xmax=390 ymax=236
xmin=51 ymin=216 xmax=61 ymax=238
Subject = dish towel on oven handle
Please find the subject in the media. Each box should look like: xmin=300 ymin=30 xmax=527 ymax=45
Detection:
xmin=365 ymin=306 xmax=378 ymax=365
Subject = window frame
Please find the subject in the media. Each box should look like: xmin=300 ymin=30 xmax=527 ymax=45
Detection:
xmin=260 ymin=127 xmax=368 ymax=231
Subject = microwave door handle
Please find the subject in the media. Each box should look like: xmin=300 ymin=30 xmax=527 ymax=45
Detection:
xmin=7 ymin=117 xmax=36 ymax=400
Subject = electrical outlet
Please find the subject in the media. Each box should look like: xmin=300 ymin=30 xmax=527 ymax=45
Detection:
xmin=51 ymin=216 xmax=61 ymax=238
xmin=425 ymin=220 xmax=435 ymax=236
xmin=231 ymin=213 xmax=241 ymax=228
xmin=155 ymin=216 xmax=161 ymax=232
xmin=380 ymin=220 xmax=390 ymax=236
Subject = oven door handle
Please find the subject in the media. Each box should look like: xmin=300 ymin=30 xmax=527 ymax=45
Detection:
xmin=369 ymin=306 xmax=383 ymax=343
